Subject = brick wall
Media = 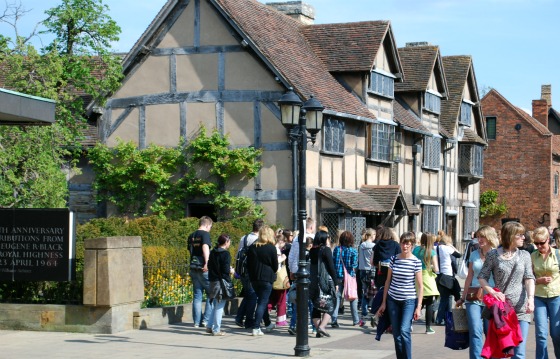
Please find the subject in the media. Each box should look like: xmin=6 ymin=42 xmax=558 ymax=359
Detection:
xmin=480 ymin=90 xmax=553 ymax=232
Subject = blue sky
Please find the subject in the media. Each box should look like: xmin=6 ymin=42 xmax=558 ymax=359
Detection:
xmin=2 ymin=0 xmax=559 ymax=112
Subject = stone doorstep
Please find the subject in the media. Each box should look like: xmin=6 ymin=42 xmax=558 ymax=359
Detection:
xmin=133 ymin=297 xmax=242 ymax=329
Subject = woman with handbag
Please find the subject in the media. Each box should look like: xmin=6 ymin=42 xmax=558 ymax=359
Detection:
xmin=434 ymin=234 xmax=462 ymax=325
xmin=247 ymin=226 xmax=279 ymax=336
xmin=478 ymin=221 xmax=535 ymax=359
xmin=377 ymin=232 xmax=423 ymax=359
xmin=206 ymin=234 xmax=235 ymax=336
xmin=456 ymin=225 xmax=498 ymax=359
xmin=309 ymin=230 xmax=338 ymax=337
xmin=412 ymin=232 xmax=440 ymax=334
xmin=268 ymin=232 xmax=289 ymax=328
xmin=530 ymin=226 xmax=560 ymax=359
xmin=331 ymin=231 xmax=361 ymax=327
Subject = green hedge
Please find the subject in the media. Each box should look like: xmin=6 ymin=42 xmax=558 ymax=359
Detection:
xmin=1 ymin=216 xmax=259 ymax=305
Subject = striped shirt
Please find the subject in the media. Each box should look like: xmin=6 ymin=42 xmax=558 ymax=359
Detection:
xmin=387 ymin=255 xmax=422 ymax=301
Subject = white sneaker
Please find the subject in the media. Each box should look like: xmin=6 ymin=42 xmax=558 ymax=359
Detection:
xmin=265 ymin=323 xmax=276 ymax=333
xmin=252 ymin=328 xmax=264 ymax=336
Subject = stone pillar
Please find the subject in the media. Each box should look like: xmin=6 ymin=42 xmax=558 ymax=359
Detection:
xmin=83 ymin=236 xmax=144 ymax=307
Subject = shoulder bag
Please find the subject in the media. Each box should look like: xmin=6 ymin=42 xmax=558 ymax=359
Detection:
xmin=314 ymin=247 xmax=335 ymax=313
xmin=273 ymin=264 xmax=290 ymax=290
xmin=437 ymin=246 xmax=455 ymax=290
xmin=340 ymin=248 xmax=358 ymax=301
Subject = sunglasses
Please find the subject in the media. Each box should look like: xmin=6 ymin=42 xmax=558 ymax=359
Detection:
xmin=534 ymin=241 xmax=548 ymax=246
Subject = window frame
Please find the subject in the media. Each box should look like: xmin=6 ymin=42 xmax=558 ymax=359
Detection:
xmin=459 ymin=101 xmax=473 ymax=127
xmin=424 ymin=91 xmax=442 ymax=114
xmin=463 ymin=206 xmax=479 ymax=241
xmin=486 ymin=116 xmax=497 ymax=140
xmin=555 ymin=172 xmax=559 ymax=196
xmin=368 ymin=70 xmax=395 ymax=99
xmin=322 ymin=117 xmax=345 ymax=155
xmin=423 ymin=135 xmax=441 ymax=171
xmin=422 ymin=205 xmax=439 ymax=234
xmin=369 ymin=122 xmax=397 ymax=163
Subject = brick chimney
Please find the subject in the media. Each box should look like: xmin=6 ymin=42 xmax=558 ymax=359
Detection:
xmin=541 ymin=84 xmax=552 ymax=107
xmin=532 ymin=99 xmax=548 ymax=128
xmin=266 ymin=1 xmax=315 ymax=24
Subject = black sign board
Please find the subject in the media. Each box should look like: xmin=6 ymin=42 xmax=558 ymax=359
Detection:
xmin=0 ymin=208 xmax=75 ymax=281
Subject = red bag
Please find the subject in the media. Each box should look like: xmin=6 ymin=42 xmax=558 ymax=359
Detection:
xmin=342 ymin=261 xmax=358 ymax=301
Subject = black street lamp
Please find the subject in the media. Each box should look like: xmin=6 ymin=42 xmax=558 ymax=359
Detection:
xmin=278 ymin=88 xmax=324 ymax=357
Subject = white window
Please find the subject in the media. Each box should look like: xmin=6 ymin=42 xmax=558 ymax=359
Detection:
xmin=323 ymin=118 xmax=345 ymax=154
xmin=423 ymin=136 xmax=441 ymax=170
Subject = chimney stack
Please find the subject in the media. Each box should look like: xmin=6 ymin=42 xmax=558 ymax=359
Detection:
xmin=532 ymin=99 xmax=548 ymax=129
xmin=541 ymin=84 xmax=552 ymax=107
xmin=266 ymin=1 xmax=315 ymax=24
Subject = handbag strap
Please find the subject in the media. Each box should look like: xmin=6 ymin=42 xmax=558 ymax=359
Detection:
xmin=437 ymin=245 xmax=442 ymax=273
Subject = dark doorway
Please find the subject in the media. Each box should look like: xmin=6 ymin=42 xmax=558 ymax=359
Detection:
xmin=188 ymin=203 xmax=217 ymax=222
xmin=447 ymin=215 xmax=457 ymax=247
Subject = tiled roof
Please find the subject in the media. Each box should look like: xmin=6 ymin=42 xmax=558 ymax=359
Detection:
xmin=316 ymin=185 xmax=420 ymax=214
xmin=395 ymin=45 xmax=440 ymax=93
xmin=301 ymin=21 xmax=389 ymax=73
xmin=393 ymin=99 xmax=431 ymax=135
xmin=461 ymin=128 xmax=486 ymax=145
xmin=210 ymin=0 xmax=376 ymax=121
xmin=441 ymin=56 xmax=472 ymax=137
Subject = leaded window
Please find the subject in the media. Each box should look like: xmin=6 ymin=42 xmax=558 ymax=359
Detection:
xmin=369 ymin=71 xmax=394 ymax=98
xmin=460 ymin=101 xmax=472 ymax=127
xmin=370 ymin=123 xmax=396 ymax=162
xmin=459 ymin=144 xmax=484 ymax=177
xmin=463 ymin=207 xmax=479 ymax=241
xmin=555 ymin=172 xmax=559 ymax=196
xmin=323 ymin=117 xmax=345 ymax=154
xmin=423 ymin=136 xmax=441 ymax=170
xmin=423 ymin=205 xmax=439 ymax=234
xmin=424 ymin=92 xmax=441 ymax=114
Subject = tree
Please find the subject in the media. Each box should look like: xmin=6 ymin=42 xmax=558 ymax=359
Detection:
xmin=480 ymin=190 xmax=508 ymax=218
xmin=0 ymin=0 xmax=122 ymax=208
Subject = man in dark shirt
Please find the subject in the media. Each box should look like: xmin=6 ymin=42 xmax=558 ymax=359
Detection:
xmin=188 ymin=216 xmax=213 ymax=327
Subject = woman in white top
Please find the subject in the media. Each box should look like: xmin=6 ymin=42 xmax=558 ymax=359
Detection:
xmin=377 ymin=232 xmax=423 ymax=359
xmin=435 ymin=234 xmax=461 ymax=325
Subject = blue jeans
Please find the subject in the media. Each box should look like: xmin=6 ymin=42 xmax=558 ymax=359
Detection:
xmin=289 ymin=300 xmax=314 ymax=329
xmin=191 ymin=270 xmax=212 ymax=326
xmin=465 ymin=302 xmax=488 ymax=359
xmin=332 ymin=277 xmax=359 ymax=324
xmin=387 ymin=296 xmax=416 ymax=359
xmin=436 ymin=294 xmax=451 ymax=324
xmin=252 ymin=281 xmax=273 ymax=330
xmin=235 ymin=276 xmax=257 ymax=328
xmin=207 ymin=298 xmax=227 ymax=333
xmin=534 ymin=295 xmax=560 ymax=359
xmin=512 ymin=320 xmax=529 ymax=359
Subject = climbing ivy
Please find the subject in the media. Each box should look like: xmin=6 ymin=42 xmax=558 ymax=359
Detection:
xmin=88 ymin=126 xmax=263 ymax=219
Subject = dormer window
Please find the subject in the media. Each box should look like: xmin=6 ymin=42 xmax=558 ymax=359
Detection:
xmin=369 ymin=70 xmax=395 ymax=99
xmin=424 ymin=91 xmax=441 ymax=114
xmin=460 ymin=100 xmax=473 ymax=127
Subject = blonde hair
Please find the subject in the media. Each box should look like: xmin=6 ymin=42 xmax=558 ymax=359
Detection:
xmin=533 ymin=226 xmax=549 ymax=243
xmin=363 ymin=228 xmax=376 ymax=242
xmin=476 ymin=225 xmax=499 ymax=248
xmin=440 ymin=234 xmax=452 ymax=245
xmin=256 ymin=226 xmax=276 ymax=247
xmin=420 ymin=232 xmax=437 ymax=271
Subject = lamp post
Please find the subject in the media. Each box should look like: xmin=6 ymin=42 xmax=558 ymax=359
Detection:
xmin=279 ymin=88 xmax=324 ymax=357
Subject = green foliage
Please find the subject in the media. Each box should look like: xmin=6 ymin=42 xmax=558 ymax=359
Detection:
xmin=480 ymin=190 xmax=508 ymax=218
xmin=88 ymin=126 xmax=264 ymax=220
xmin=0 ymin=0 xmax=122 ymax=208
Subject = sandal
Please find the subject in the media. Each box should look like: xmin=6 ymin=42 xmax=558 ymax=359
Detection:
xmin=317 ymin=328 xmax=330 ymax=338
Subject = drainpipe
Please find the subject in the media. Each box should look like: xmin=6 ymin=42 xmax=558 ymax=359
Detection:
xmin=442 ymin=140 xmax=455 ymax=232
xmin=412 ymin=136 xmax=423 ymax=231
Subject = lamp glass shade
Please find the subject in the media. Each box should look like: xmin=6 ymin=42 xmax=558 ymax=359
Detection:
xmin=305 ymin=110 xmax=323 ymax=132
xmin=280 ymin=102 xmax=301 ymax=127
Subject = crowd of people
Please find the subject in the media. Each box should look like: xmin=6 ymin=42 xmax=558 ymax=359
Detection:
xmin=187 ymin=216 xmax=560 ymax=359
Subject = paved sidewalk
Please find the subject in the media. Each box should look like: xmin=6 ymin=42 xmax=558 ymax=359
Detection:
xmin=0 ymin=314 xmax=549 ymax=358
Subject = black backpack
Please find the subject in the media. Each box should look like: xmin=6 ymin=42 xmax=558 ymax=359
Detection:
xmin=235 ymin=233 xmax=252 ymax=277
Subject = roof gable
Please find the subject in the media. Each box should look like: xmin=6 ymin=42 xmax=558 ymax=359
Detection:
xmin=301 ymin=21 xmax=402 ymax=76
xmin=482 ymin=89 xmax=552 ymax=136
xmin=395 ymin=45 xmax=447 ymax=96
